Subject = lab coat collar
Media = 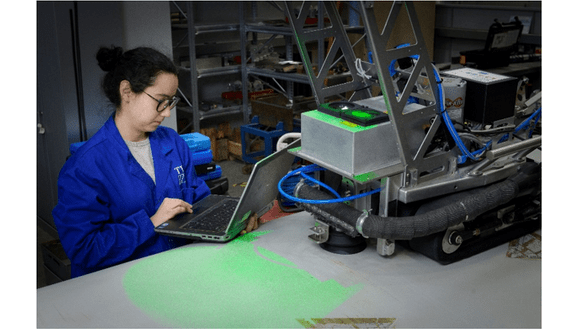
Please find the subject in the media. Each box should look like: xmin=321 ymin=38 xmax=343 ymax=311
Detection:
xmin=103 ymin=114 xmax=176 ymax=197
xmin=104 ymin=113 xmax=176 ymax=156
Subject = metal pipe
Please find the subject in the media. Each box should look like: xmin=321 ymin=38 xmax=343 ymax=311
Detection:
xmin=486 ymin=136 xmax=541 ymax=160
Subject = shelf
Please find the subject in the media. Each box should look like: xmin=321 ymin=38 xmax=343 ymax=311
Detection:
xmin=435 ymin=2 xmax=541 ymax=13
xmin=247 ymin=66 xmax=311 ymax=84
xmin=179 ymin=65 xmax=242 ymax=79
xmin=246 ymin=22 xmax=365 ymax=36
xmin=171 ymin=1 xmax=334 ymax=132
xmin=245 ymin=22 xmax=295 ymax=36
xmin=200 ymin=106 xmax=243 ymax=120
xmin=177 ymin=105 xmax=243 ymax=120
xmin=435 ymin=27 xmax=541 ymax=45
xmin=172 ymin=22 xmax=240 ymax=34
xmin=197 ymin=65 xmax=241 ymax=78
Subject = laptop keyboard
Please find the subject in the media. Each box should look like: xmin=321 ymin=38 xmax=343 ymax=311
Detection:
xmin=181 ymin=199 xmax=238 ymax=234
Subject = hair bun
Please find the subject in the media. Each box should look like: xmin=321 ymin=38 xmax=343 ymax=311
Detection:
xmin=96 ymin=46 xmax=124 ymax=72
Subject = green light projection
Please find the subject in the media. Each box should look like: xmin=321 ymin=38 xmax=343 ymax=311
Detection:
xmin=123 ymin=231 xmax=363 ymax=328
xmin=304 ymin=110 xmax=378 ymax=132
xmin=349 ymin=110 xmax=374 ymax=119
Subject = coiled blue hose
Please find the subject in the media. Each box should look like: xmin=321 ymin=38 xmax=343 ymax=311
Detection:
xmin=433 ymin=67 xmax=489 ymax=163
xmin=278 ymin=164 xmax=381 ymax=204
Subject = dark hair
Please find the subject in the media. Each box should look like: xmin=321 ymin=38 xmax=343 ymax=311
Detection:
xmin=96 ymin=46 xmax=179 ymax=107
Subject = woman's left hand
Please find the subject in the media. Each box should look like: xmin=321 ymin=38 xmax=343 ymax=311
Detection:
xmin=240 ymin=212 xmax=260 ymax=235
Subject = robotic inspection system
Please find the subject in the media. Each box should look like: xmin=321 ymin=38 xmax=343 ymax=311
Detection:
xmin=277 ymin=1 xmax=541 ymax=263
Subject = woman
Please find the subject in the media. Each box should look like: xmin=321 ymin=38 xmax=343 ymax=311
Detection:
xmin=52 ymin=46 xmax=211 ymax=278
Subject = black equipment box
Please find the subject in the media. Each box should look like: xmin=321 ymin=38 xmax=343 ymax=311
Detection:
xmin=460 ymin=49 xmax=511 ymax=70
xmin=460 ymin=18 xmax=523 ymax=69
xmin=443 ymin=68 xmax=517 ymax=125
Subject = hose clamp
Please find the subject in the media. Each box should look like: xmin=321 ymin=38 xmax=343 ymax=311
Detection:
xmin=356 ymin=210 xmax=370 ymax=238
xmin=293 ymin=180 xmax=307 ymax=199
xmin=459 ymin=201 xmax=469 ymax=221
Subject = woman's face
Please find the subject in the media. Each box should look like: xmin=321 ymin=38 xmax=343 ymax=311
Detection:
xmin=121 ymin=72 xmax=179 ymax=135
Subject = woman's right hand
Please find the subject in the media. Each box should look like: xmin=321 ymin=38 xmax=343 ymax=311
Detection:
xmin=150 ymin=198 xmax=193 ymax=227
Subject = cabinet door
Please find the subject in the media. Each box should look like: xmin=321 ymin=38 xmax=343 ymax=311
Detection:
xmin=37 ymin=2 xmax=72 ymax=231
xmin=37 ymin=2 xmax=124 ymax=231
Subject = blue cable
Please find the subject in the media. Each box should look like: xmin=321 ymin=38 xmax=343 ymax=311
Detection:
xmin=433 ymin=65 xmax=542 ymax=164
xmin=433 ymin=67 xmax=492 ymax=163
xmin=299 ymin=172 xmax=341 ymax=198
xmin=513 ymin=107 xmax=542 ymax=135
xmin=277 ymin=164 xmax=382 ymax=204
xmin=389 ymin=43 xmax=420 ymax=77
xmin=497 ymin=107 xmax=542 ymax=144
xmin=528 ymin=110 xmax=541 ymax=138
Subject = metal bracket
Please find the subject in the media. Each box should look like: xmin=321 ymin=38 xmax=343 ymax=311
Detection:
xmin=377 ymin=238 xmax=395 ymax=256
xmin=309 ymin=220 xmax=330 ymax=244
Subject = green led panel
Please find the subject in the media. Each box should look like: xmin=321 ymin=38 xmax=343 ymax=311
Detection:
xmin=318 ymin=101 xmax=390 ymax=127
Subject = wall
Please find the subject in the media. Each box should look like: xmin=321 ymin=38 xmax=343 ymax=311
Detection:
xmin=37 ymin=1 xmax=125 ymax=232
xmin=122 ymin=1 xmax=178 ymax=131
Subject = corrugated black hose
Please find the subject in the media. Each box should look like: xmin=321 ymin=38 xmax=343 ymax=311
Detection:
xmin=294 ymin=163 xmax=540 ymax=240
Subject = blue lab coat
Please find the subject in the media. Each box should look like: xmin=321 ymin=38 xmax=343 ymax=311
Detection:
xmin=52 ymin=115 xmax=211 ymax=278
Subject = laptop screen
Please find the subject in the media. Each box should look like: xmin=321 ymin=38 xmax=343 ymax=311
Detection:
xmin=485 ymin=21 xmax=523 ymax=52
xmin=226 ymin=139 xmax=301 ymax=236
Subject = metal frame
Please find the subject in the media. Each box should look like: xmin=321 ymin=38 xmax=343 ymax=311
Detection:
xmin=285 ymin=1 xmax=456 ymax=188
xmin=359 ymin=2 xmax=455 ymax=186
xmin=284 ymin=1 xmax=538 ymax=204
xmin=284 ymin=1 xmax=373 ymax=104
xmin=283 ymin=0 xmax=541 ymax=258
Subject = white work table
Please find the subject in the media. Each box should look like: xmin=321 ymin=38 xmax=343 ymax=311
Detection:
xmin=37 ymin=211 xmax=541 ymax=328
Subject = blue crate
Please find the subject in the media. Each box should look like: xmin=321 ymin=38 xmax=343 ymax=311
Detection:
xmin=180 ymin=132 xmax=211 ymax=152
xmin=198 ymin=165 xmax=222 ymax=181
xmin=190 ymin=149 xmax=213 ymax=165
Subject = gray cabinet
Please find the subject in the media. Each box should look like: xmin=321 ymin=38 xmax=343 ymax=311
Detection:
xmin=37 ymin=2 xmax=124 ymax=233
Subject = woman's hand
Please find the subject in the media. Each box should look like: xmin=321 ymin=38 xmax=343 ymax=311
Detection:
xmin=240 ymin=212 xmax=260 ymax=235
xmin=150 ymin=198 xmax=193 ymax=227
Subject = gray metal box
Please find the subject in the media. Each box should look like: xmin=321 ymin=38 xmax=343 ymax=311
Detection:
xmin=300 ymin=110 xmax=400 ymax=177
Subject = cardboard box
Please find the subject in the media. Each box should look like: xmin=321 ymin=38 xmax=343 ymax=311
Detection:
xmin=251 ymin=94 xmax=295 ymax=131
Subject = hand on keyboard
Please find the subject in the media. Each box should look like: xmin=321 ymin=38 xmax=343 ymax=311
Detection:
xmin=151 ymin=198 xmax=193 ymax=227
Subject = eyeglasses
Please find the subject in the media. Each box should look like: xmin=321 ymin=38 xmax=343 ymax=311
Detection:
xmin=144 ymin=92 xmax=180 ymax=112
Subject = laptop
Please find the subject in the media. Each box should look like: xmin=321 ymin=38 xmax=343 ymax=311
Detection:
xmin=155 ymin=139 xmax=300 ymax=242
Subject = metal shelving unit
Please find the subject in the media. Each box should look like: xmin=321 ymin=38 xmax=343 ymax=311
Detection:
xmin=171 ymin=1 xmax=364 ymax=133
xmin=170 ymin=2 xmax=243 ymax=133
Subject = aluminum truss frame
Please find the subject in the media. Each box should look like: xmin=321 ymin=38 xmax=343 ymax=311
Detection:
xmin=284 ymin=1 xmax=456 ymax=188
xmin=284 ymin=1 xmax=373 ymax=104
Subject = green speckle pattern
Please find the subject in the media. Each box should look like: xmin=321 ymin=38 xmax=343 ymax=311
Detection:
xmin=123 ymin=230 xmax=363 ymax=328
xmin=353 ymin=171 xmax=377 ymax=183
xmin=303 ymin=110 xmax=377 ymax=132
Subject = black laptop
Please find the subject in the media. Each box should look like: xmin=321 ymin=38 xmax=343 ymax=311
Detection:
xmin=155 ymin=139 xmax=300 ymax=242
